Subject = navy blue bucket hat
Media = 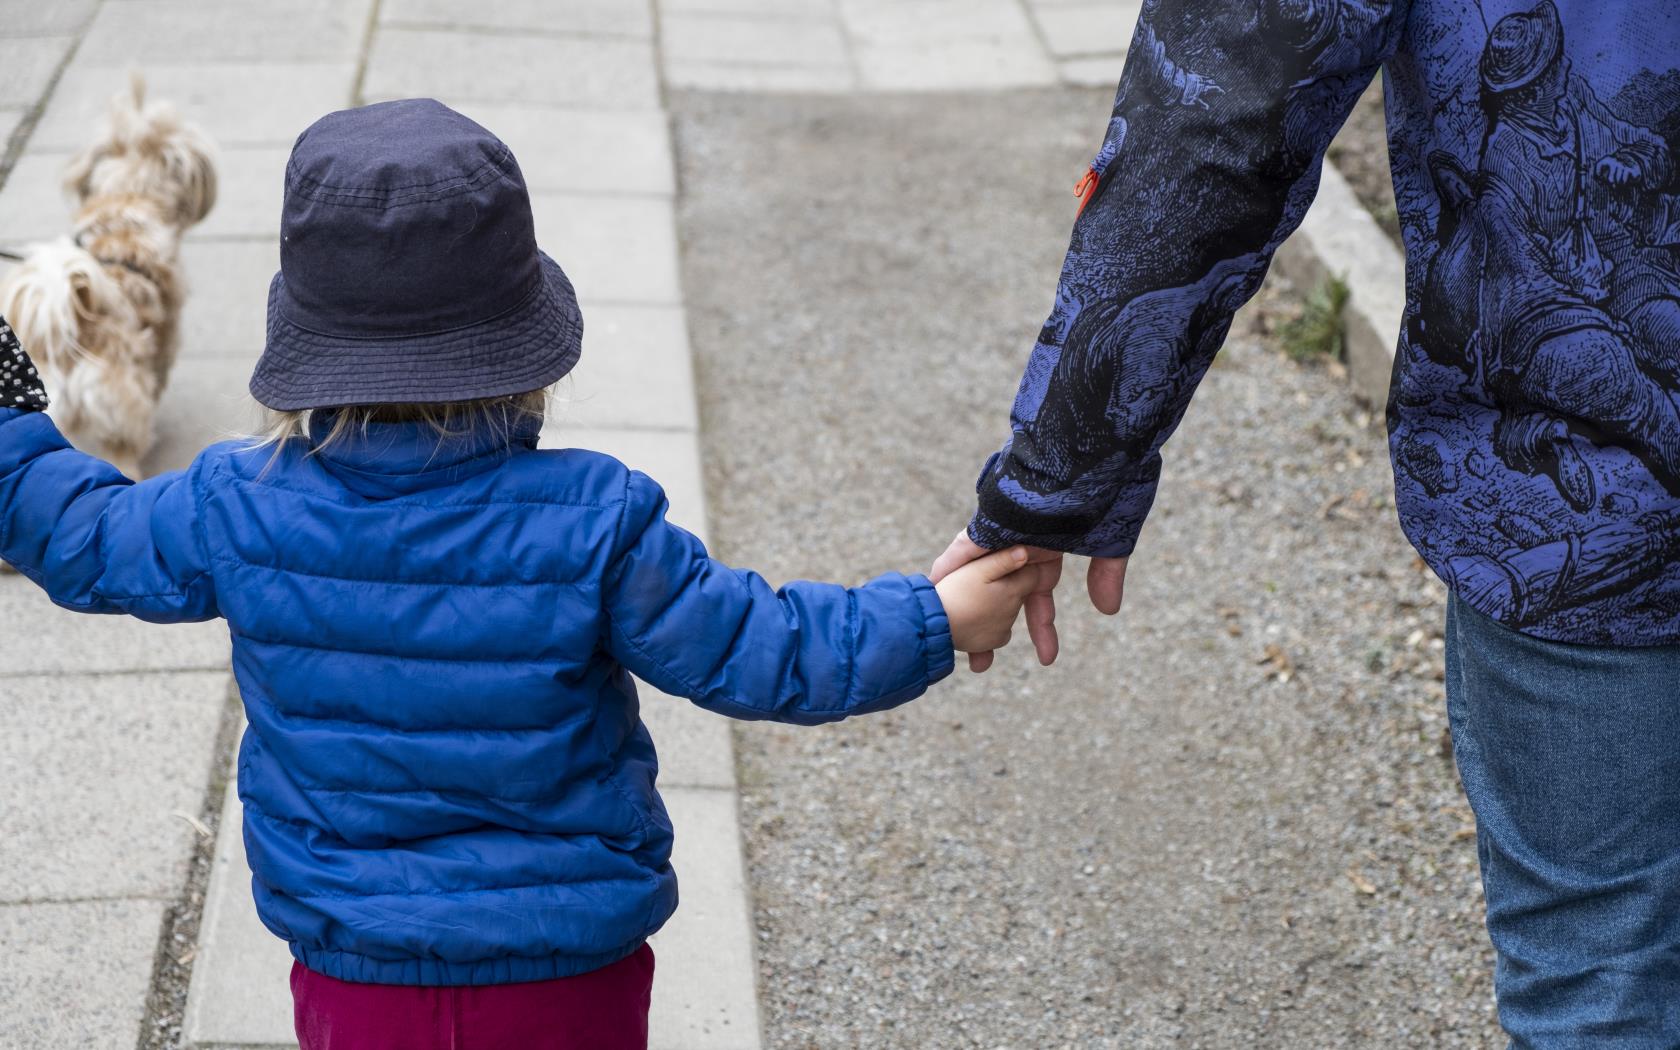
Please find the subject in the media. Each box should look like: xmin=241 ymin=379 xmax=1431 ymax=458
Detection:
xmin=250 ymin=99 xmax=582 ymax=411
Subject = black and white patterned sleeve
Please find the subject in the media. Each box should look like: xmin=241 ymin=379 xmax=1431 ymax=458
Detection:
xmin=0 ymin=318 xmax=48 ymax=412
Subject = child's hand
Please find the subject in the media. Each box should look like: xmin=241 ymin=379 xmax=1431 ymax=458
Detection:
xmin=934 ymin=546 xmax=1041 ymax=660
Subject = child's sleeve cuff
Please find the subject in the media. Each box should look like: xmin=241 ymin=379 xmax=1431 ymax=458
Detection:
xmin=908 ymin=573 xmax=955 ymax=685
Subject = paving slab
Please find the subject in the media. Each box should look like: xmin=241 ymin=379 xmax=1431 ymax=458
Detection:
xmin=546 ymin=425 xmax=709 ymax=544
xmin=1058 ymin=54 xmax=1127 ymax=88
xmin=0 ymin=574 xmax=229 ymax=674
xmin=0 ymin=671 xmax=227 ymax=902
xmin=438 ymin=102 xmax=675 ymax=196
xmin=177 ymin=239 xmax=279 ymax=358
xmin=191 ymin=147 xmax=290 ymax=240
xmin=0 ymin=899 xmax=169 ymax=1050
xmin=381 ymin=0 xmax=653 ymax=38
xmin=0 ymin=152 xmax=76 ymax=245
xmin=145 ymin=352 xmax=265 ymax=475
xmin=647 ymin=787 xmax=763 ymax=1050
xmin=363 ymin=29 xmax=661 ymax=111
xmin=840 ymin=0 xmax=1061 ymax=89
xmin=531 ymin=192 xmax=684 ymax=306
xmin=662 ymin=0 xmax=834 ymax=12
xmin=837 ymin=0 xmax=1057 ymax=89
xmin=640 ymin=687 xmax=737 ymax=789
xmin=0 ymin=0 xmax=98 ymax=37
xmin=661 ymin=12 xmax=849 ymax=67
xmin=664 ymin=62 xmax=857 ymax=93
xmin=0 ymin=106 xmax=25 ymax=147
xmin=854 ymin=38 xmax=1057 ymax=90
xmin=0 ymin=147 xmax=291 ymax=249
xmin=562 ymin=304 xmax=698 ymax=432
xmin=182 ymin=780 xmax=295 ymax=1050
xmin=32 ymin=63 xmax=355 ymax=151
xmin=840 ymin=0 xmax=1045 ymax=44
xmin=1031 ymin=0 xmax=1142 ymax=57
xmin=0 ymin=150 xmax=279 ymax=258
xmin=0 ymin=36 xmax=72 ymax=109
xmin=73 ymin=0 xmax=373 ymax=66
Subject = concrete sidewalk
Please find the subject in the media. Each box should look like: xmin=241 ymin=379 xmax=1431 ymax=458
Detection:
xmin=0 ymin=1 xmax=1150 ymax=1047
xmin=1 ymin=1 xmax=749 ymax=1046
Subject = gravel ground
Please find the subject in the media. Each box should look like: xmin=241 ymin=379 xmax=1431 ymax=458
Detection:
xmin=673 ymin=89 xmax=1500 ymax=1048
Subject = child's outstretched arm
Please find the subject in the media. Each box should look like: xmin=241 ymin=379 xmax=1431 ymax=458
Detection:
xmin=603 ymin=470 xmax=1038 ymax=725
xmin=0 ymin=330 xmax=217 ymax=623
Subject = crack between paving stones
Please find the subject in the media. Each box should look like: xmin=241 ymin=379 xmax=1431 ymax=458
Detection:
xmin=350 ymin=0 xmax=386 ymax=108
xmin=135 ymin=678 xmax=244 ymax=1050
xmin=0 ymin=7 xmax=96 ymax=194
xmin=1013 ymin=0 xmax=1063 ymax=78
xmin=0 ymin=893 xmax=176 ymax=908
xmin=0 ymin=666 xmax=229 ymax=681
xmin=829 ymin=0 xmax=865 ymax=90
xmin=378 ymin=22 xmax=655 ymax=45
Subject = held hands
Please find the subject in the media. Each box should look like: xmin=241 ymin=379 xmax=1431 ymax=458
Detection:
xmin=932 ymin=546 xmax=1048 ymax=658
xmin=931 ymin=532 xmax=1128 ymax=673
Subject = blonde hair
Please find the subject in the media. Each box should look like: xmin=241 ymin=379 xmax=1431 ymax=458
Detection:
xmin=251 ymin=389 xmax=551 ymax=463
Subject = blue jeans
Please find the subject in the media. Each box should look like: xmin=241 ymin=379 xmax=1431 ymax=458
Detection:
xmin=1445 ymin=594 xmax=1680 ymax=1047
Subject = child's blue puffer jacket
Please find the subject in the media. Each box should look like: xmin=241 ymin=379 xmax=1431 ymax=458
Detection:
xmin=0 ymin=407 xmax=954 ymax=985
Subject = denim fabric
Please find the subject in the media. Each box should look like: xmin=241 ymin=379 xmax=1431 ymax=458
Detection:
xmin=1445 ymin=593 xmax=1680 ymax=1046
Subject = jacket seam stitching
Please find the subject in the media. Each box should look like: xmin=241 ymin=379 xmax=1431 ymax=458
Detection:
xmin=283 ymin=877 xmax=640 ymax=901
xmin=609 ymin=624 xmax=706 ymax=702
xmin=250 ymin=701 xmax=589 ymax=736
xmin=253 ymin=779 xmax=580 ymax=799
xmin=237 ymin=631 xmax=570 ymax=667
xmin=225 ymin=472 xmax=620 ymax=511
xmin=842 ymin=588 xmax=858 ymax=712
xmin=211 ymin=553 xmax=590 ymax=590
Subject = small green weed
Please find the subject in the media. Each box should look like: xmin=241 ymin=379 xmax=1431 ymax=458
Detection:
xmin=1279 ymin=274 xmax=1351 ymax=361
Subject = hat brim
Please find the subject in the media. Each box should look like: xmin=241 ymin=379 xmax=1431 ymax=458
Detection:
xmin=250 ymin=251 xmax=583 ymax=412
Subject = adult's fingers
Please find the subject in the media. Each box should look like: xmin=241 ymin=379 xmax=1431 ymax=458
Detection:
xmin=1025 ymin=589 xmax=1059 ymax=665
xmin=1087 ymin=556 xmax=1128 ymax=615
xmin=973 ymin=546 xmax=1030 ymax=583
xmin=930 ymin=531 xmax=989 ymax=583
xmin=968 ymin=650 xmax=994 ymax=673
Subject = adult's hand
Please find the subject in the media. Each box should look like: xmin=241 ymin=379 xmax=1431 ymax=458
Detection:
xmin=930 ymin=531 xmax=1128 ymax=672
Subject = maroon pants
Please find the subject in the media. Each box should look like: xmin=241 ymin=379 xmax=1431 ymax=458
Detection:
xmin=290 ymin=944 xmax=654 ymax=1050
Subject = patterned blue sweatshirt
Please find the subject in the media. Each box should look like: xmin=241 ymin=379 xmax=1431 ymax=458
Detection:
xmin=972 ymin=0 xmax=1680 ymax=646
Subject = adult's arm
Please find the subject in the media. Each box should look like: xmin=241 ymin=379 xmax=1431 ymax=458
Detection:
xmin=971 ymin=0 xmax=1410 ymax=559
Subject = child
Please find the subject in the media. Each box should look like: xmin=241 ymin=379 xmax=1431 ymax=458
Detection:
xmin=0 ymin=100 xmax=1042 ymax=1050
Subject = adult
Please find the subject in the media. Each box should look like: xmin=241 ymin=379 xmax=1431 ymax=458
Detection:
xmin=935 ymin=0 xmax=1680 ymax=1041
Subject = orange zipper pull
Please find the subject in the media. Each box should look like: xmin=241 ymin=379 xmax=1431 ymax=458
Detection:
xmin=1074 ymin=166 xmax=1100 ymax=216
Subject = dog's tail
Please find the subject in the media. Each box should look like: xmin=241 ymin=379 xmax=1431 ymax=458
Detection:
xmin=0 ymin=239 xmax=122 ymax=370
